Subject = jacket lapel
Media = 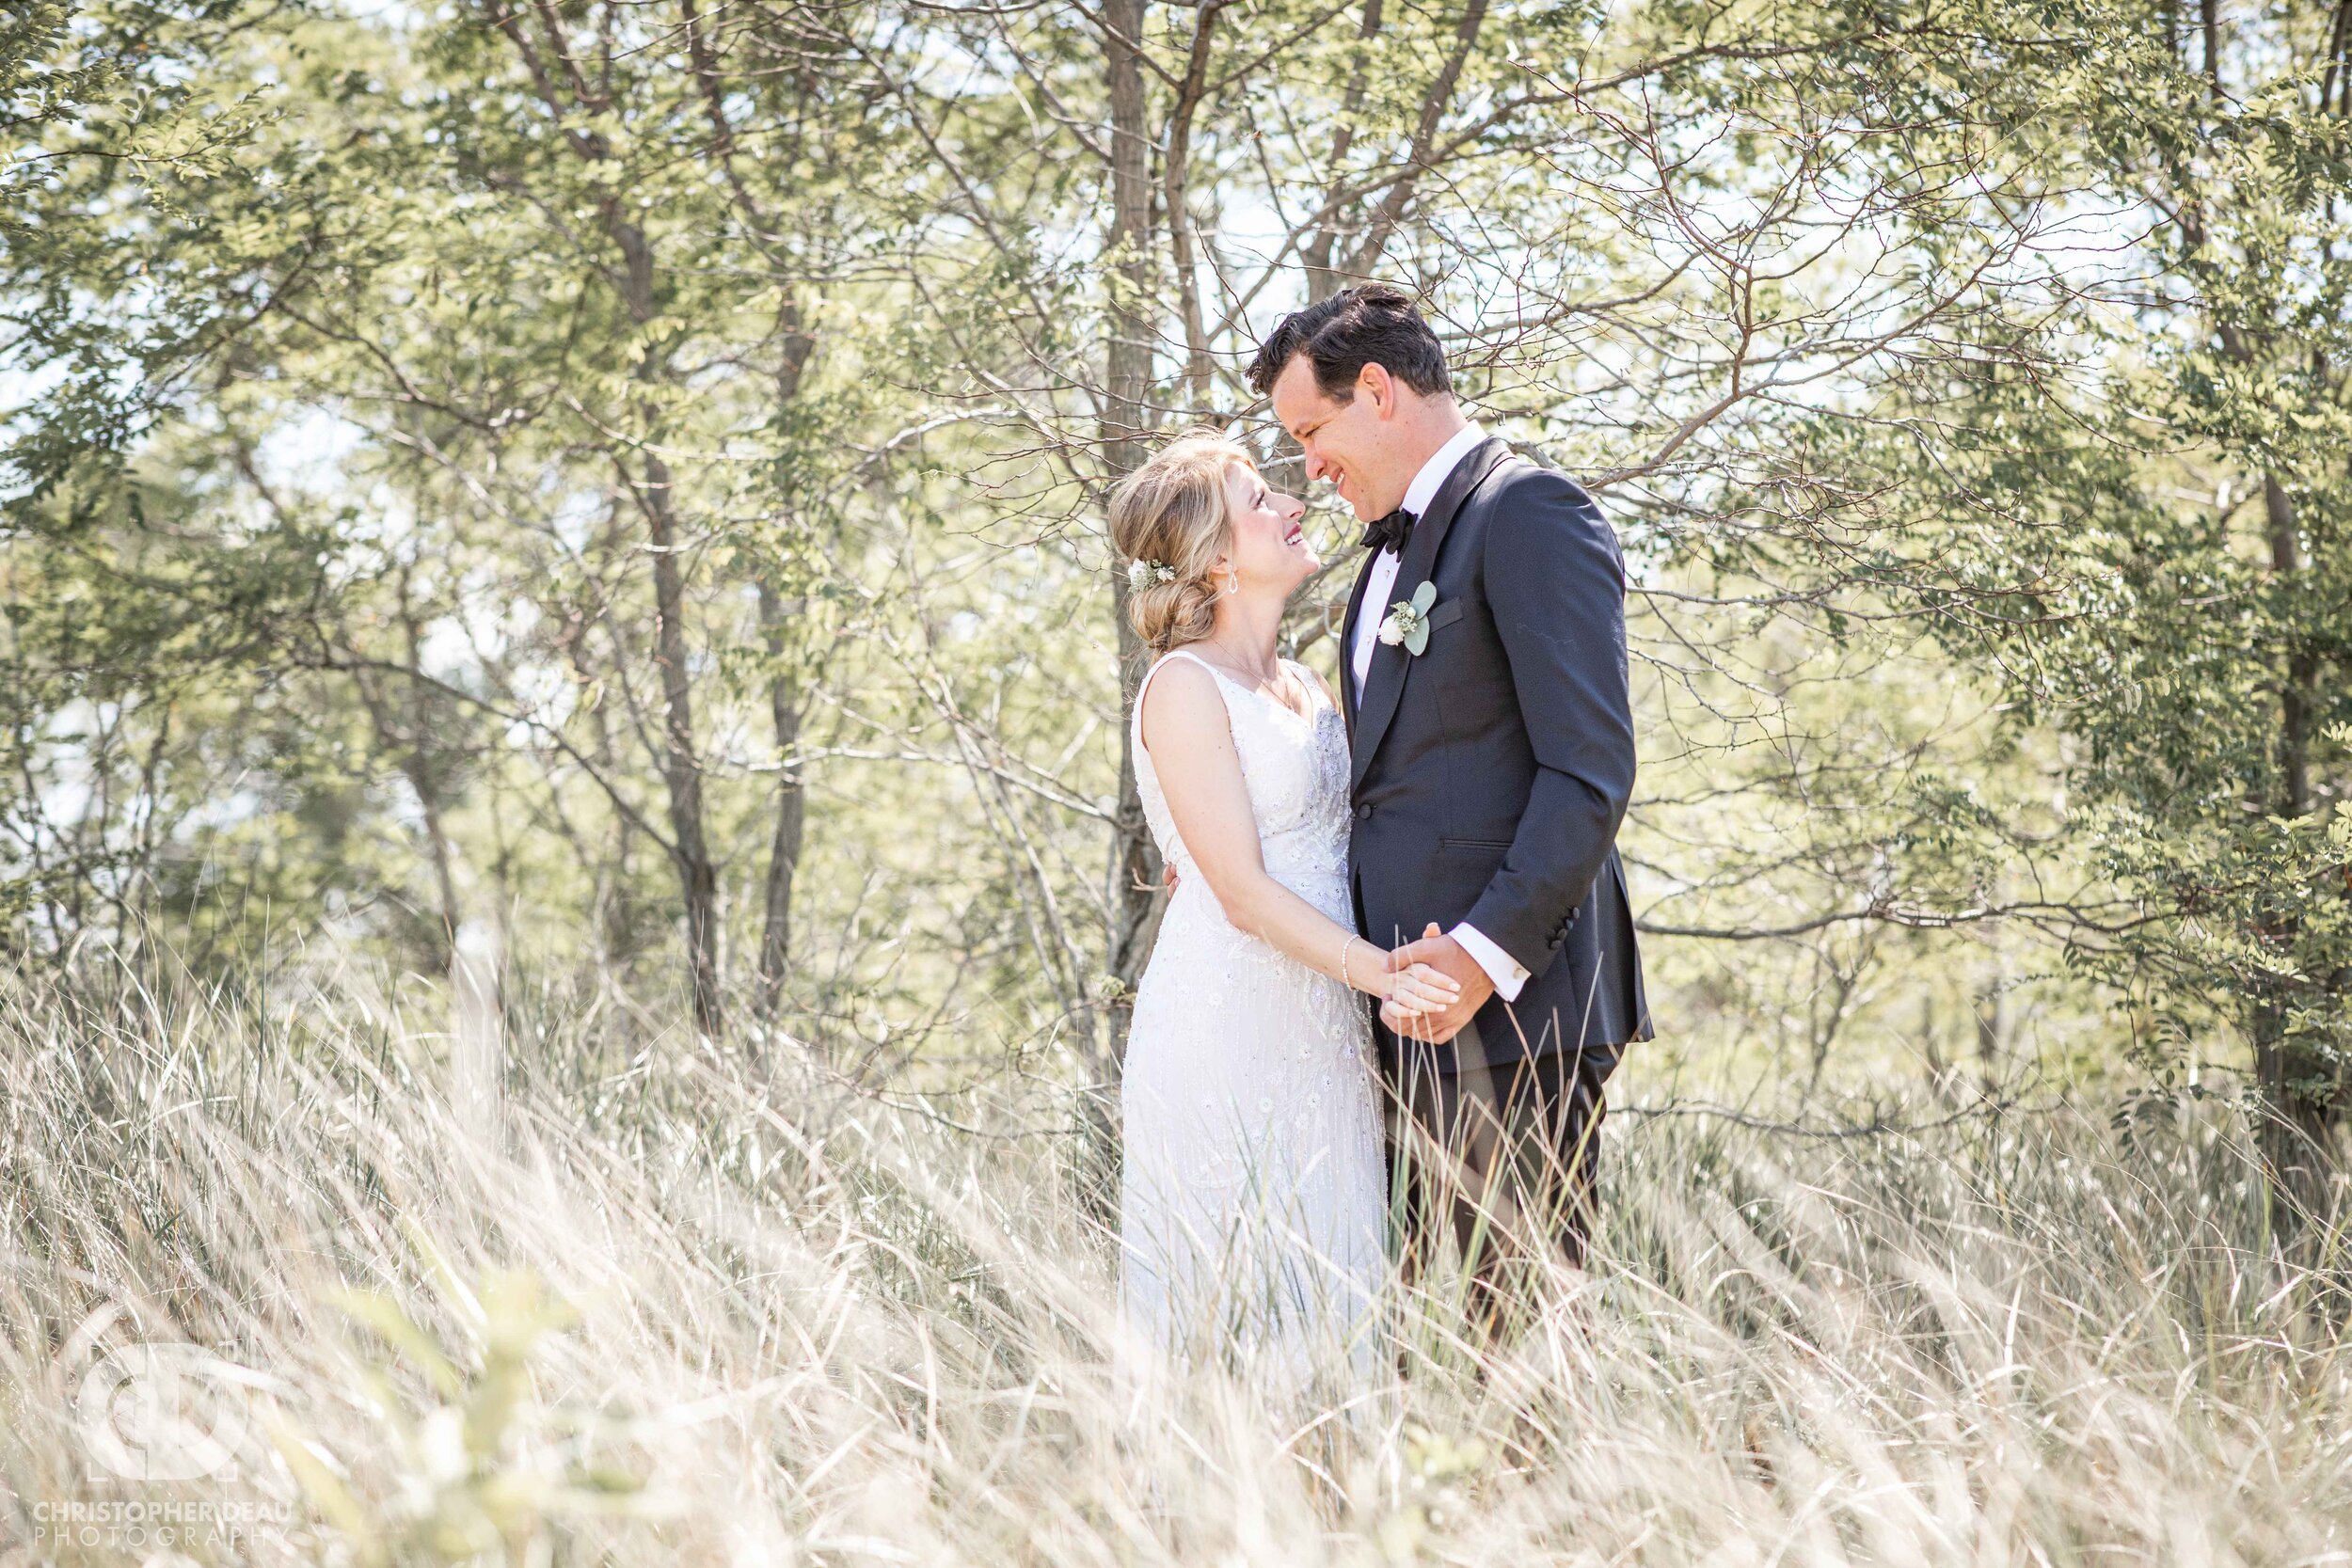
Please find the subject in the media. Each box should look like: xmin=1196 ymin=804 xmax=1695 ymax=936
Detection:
xmin=1348 ymin=438 xmax=1514 ymax=796
xmin=1337 ymin=547 xmax=1378 ymax=734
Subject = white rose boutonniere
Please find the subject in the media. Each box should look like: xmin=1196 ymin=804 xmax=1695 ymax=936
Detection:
xmin=1376 ymin=581 xmax=1440 ymax=656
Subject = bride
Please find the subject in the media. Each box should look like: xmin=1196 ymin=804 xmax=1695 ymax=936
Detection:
xmin=1108 ymin=430 xmax=1458 ymax=1399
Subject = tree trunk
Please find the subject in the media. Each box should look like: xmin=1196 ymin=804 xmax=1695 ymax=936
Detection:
xmin=1163 ymin=0 xmax=1225 ymax=408
xmin=1301 ymin=0 xmax=1385 ymax=297
xmin=1973 ymin=924 xmax=2009 ymax=1097
xmin=2252 ymin=1006 xmax=2335 ymax=1225
xmin=757 ymin=296 xmax=816 ymax=1029
xmin=1087 ymin=0 xmax=1161 ymax=1217
xmin=755 ymin=580 xmax=804 ymax=1023
xmin=2266 ymin=475 xmax=2312 ymax=822
xmin=639 ymin=444 xmax=725 ymax=1039
xmin=605 ymin=200 xmax=726 ymax=1039
xmin=2253 ymin=471 xmax=2332 ymax=1218
xmin=397 ymin=567 xmax=466 ymax=966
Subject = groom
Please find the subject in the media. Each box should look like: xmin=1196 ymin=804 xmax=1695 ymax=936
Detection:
xmin=1248 ymin=285 xmax=1651 ymax=1333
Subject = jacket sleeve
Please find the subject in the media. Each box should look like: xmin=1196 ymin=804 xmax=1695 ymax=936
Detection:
xmin=1460 ymin=467 xmax=1637 ymax=979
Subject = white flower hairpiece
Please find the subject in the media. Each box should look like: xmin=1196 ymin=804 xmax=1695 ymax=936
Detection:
xmin=1126 ymin=558 xmax=1177 ymax=591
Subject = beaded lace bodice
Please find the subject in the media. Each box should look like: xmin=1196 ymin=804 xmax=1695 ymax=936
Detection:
xmin=1131 ymin=651 xmax=1352 ymax=910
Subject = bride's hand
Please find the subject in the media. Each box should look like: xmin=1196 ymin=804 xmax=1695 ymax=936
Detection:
xmin=1382 ymin=958 xmax=1461 ymax=1018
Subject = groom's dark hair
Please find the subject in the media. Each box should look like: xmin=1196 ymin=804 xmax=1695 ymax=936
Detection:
xmin=1247 ymin=283 xmax=1453 ymax=403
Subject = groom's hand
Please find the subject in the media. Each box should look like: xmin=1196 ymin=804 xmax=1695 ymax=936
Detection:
xmin=1381 ymin=922 xmax=1494 ymax=1044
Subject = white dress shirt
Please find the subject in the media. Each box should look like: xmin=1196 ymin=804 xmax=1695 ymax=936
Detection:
xmin=1346 ymin=421 xmax=1533 ymax=1003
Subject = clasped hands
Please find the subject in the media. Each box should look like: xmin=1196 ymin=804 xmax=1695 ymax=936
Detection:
xmin=1379 ymin=922 xmax=1495 ymax=1045
xmin=1157 ymin=864 xmax=1486 ymax=1048
xmin=1348 ymin=924 xmax=1495 ymax=1044
xmin=1158 ymin=863 xmax=1489 ymax=1044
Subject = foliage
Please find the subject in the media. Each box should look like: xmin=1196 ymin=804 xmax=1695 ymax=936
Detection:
xmin=1 ymin=0 xmax=2346 ymax=1133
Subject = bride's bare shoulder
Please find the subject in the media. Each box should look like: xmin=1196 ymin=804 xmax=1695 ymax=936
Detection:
xmin=1137 ymin=653 xmax=1232 ymax=753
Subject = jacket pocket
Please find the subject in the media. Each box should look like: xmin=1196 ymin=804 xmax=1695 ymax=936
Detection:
xmin=1438 ymin=834 xmax=1513 ymax=852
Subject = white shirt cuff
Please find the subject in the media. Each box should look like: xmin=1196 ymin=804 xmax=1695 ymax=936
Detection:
xmin=1451 ymin=922 xmax=1529 ymax=1002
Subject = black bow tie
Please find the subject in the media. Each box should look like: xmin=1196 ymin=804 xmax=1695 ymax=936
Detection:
xmin=1359 ymin=507 xmax=1416 ymax=556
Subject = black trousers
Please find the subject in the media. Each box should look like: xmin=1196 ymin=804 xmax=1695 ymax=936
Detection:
xmin=1380 ymin=1022 xmax=1613 ymax=1340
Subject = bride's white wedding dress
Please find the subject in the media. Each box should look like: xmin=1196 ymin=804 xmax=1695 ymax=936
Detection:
xmin=1117 ymin=649 xmax=1388 ymax=1398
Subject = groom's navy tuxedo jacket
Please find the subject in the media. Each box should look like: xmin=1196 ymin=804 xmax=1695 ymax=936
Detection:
xmin=1341 ymin=437 xmax=1652 ymax=1075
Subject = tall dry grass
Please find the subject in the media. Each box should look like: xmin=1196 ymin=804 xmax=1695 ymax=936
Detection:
xmin=4 ymin=961 xmax=2351 ymax=1565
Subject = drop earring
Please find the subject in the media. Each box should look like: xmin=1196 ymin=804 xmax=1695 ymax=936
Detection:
xmin=1224 ymin=569 xmax=1239 ymax=596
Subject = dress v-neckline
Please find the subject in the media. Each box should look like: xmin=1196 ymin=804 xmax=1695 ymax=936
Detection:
xmin=1188 ymin=654 xmax=1319 ymax=726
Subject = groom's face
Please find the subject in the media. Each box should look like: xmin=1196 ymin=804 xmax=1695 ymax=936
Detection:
xmin=1269 ymin=356 xmax=1407 ymax=523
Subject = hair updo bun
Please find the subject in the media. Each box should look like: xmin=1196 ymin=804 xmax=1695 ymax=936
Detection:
xmin=1109 ymin=431 xmax=1249 ymax=656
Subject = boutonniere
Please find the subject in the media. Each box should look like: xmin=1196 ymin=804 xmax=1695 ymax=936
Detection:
xmin=1376 ymin=581 xmax=1439 ymax=656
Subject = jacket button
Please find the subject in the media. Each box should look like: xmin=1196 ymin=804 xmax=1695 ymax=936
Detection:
xmin=1355 ymin=803 xmax=1373 ymax=819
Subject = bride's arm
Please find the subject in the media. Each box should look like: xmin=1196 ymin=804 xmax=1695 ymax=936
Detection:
xmin=1140 ymin=659 xmax=1459 ymax=1013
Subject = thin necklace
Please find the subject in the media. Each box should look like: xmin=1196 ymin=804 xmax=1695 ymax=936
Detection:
xmin=1201 ymin=638 xmax=1299 ymax=714
xmin=1200 ymin=634 xmax=1277 ymax=682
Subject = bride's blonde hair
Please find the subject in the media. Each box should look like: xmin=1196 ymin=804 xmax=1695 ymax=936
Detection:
xmin=1109 ymin=430 xmax=1251 ymax=655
